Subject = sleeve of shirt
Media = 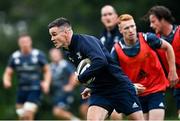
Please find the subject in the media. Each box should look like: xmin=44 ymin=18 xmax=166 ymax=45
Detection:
xmin=78 ymin=36 xmax=109 ymax=83
xmin=110 ymin=47 xmax=120 ymax=65
xmin=38 ymin=51 xmax=48 ymax=67
xmin=7 ymin=55 xmax=15 ymax=68
xmin=145 ymin=32 xmax=162 ymax=49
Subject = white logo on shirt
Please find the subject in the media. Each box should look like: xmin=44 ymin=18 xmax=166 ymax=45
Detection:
xmin=76 ymin=52 xmax=82 ymax=59
xmin=15 ymin=58 xmax=20 ymax=64
xmin=68 ymin=57 xmax=74 ymax=62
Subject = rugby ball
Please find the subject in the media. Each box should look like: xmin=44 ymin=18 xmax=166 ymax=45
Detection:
xmin=77 ymin=58 xmax=91 ymax=75
xmin=76 ymin=58 xmax=95 ymax=86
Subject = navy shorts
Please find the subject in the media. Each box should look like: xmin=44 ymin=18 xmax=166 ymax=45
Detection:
xmin=173 ymin=88 xmax=180 ymax=110
xmin=138 ymin=91 xmax=165 ymax=113
xmin=53 ymin=92 xmax=74 ymax=110
xmin=89 ymin=84 xmax=142 ymax=116
xmin=16 ymin=88 xmax=41 ymax=105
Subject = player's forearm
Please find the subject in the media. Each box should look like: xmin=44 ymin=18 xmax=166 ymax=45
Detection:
xmin=69 ymin=73 xmax=78 ymax=87
xmin=3 ymin=73 xmax=12 ymax=83
xmin=161 ymin=39 xmax=176 ymax=72
xmin=3 ymin=67 xmax=13 ymax=84
xmin=43 ymin=71 xmax=51 ymax=84
xmin=166 ymin=44 xmax=176 ymax=72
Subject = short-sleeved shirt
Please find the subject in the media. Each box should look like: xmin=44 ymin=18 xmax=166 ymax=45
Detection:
xmin=50 ymin=59 xmax=75 ymax=96
xmin=8 ymin=49 xmax=48 ymax=90
xmin=99 ymin=26 xmax=123 ymax=52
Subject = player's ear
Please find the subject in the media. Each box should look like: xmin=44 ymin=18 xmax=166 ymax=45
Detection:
xmin=64 ymin=27 xmax=70 ymax=34
xmin=118 ymin=24 xmax=123 ymax=34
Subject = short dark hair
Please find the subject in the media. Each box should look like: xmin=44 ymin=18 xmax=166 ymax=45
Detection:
xmin=143 ymin=5 xmax=175 ymax=24
xmin=18 ymin=33 xmax=31 ymax=40
xmin=48 ymin=17 xmax=71 ymax=29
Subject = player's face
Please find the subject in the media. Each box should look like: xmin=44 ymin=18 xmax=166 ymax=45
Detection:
xmin=49 ymin=49 xmax=62 ymax=63
xmin=101 ymin=6 xmax=118 ymax=29
xmin=18 ymin=36 xmax=32 ymax=51
xmin=119 ymin=19 xmax=137 ymax=42
xmin=49 ymin=26 xmax=69 ymax=48
xmin=149 ymin=14 xmax=163 ymax=34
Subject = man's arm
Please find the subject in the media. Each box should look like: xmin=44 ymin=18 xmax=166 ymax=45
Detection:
xmin=41 ymin=64 xmax=51 ymax=94
xmin=77 ymin=36 xmax=108 ymax=84
xmin=3 ymin=67 xmax=14 ymax=89
xmin=63 ymin=73 xmax=78 ymax=92
xmin=160 ymin=39 xmax=179 ymax=87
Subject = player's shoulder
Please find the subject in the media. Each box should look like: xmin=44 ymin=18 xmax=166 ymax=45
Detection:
xmin=59 ymin=59 xmax=68 ymax=68
xmin=77 ymin=34 xmax=99 ymax=47
xmin=140 ymin=32 xmax=157 ymax=41
xmin=80 ymin=34 xmax=98 ymax=40
xmin=32 ymin=48 xmax=45 ymax=56
xmin=12 ymin=50 xmax=21 ymax=59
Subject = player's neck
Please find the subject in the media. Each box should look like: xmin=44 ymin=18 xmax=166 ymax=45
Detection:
xmin=124 ymin=38 xmax=137 ymax=46
xmin=106 ymin=25 xmax=116 ymax=32
xmin=21 ymin=48 xmax=32 ymax=55
xmin=162 ymin=23 xmax=173 ymax=36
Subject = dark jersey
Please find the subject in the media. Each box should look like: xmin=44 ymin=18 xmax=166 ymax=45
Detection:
xmin=99 ymin=26 xmax=122 ymax=52
xmin=63 ymin=34 xmax=132 ymax=92
xmin=50 ymin=59 xmax=75 ymax=93
xmin=8 ymin=49 xmax=48 ymax=89
xmin=160 ymin=25 xmax=178 ymax=43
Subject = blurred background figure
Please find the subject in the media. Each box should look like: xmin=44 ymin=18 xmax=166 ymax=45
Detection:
xmin=144 ymin=5 xmax=180 ymax=119
xmin=100 ymin=5 xmax=122 ymax=53
xmin=3 ymin=34 xmax=51 ymax=120
xmin=49 ymin=48 xmax=80 ymax=120
xmin=100 ymin=5 xmax=123 ymax=120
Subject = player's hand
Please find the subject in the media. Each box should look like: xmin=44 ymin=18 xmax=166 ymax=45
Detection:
xmin=81 ymin=88 xmax=91 ymax=99
xmin=3 ymin=80 xmax=12 ymax=89
xmin=41 ymin=81 xmax=50 ymax=94
xmin=168 ymin=70 xmax=179 ymax=88
xmin=134 ymin=83 xmax=146 ymax=94
xmin=63 ymin=84 xmax=74 ymax=92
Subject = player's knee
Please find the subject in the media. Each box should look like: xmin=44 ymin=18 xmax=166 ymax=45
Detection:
xmin=53 ymin=107 xmax=63 ymax=117
xmin=128 ymin=110 xmax=144 ymax=120
xmin=16 ymin=108 xmax=25 ymax=118
xmin=24 ymin=102 xmax=38 ymax=112
xmin=16 ymin=102 xmax=37 ymax=119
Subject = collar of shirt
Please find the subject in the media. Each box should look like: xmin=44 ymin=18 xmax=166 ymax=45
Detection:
xmin=65 ymin=34 xmax=79 ymax=51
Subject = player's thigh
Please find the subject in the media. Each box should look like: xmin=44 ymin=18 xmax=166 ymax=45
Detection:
xmin=110 ymin=110 xmax=123 ymax=120
xmin=148 ymin=92 xmax=165 ymax=112
xmin=16 ymin=104 xmax=24 ymax=109
xmin=127 ymin=110 xmax=144 ymax=120
xmin=149 ymin=109 xmax=165 ymax=120
xmin=87 ymin=105 xmax=108 ymax=121
xmin=24 ymin=90 xmax=41 ymax=114
xmin=143 ymin=113 xmax=148 ymax=120
xmin=53 ymin=93 xmax=74 ymax=110
xmin=27 ymin=89 xmax=41 ymax=104
xmin=89 ymin=94 xmax=114 ymax=114
xmin=16 ymin=89 xmax=27 ymax=104
xmin=113 ymin=86 xmax=142 ymax=115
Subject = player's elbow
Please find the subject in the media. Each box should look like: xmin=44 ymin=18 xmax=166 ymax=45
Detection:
xmin=96 ymin=58 xmax=108 ymax=68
